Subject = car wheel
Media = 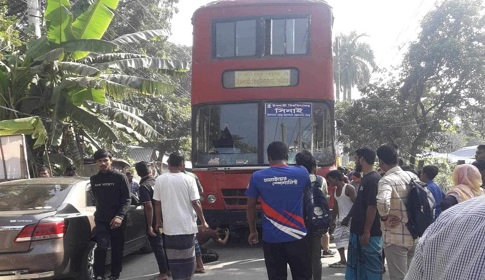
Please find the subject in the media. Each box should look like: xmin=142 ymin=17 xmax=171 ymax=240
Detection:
xmin=139 ymin=236 xmax=153 ymax=254
xmin=79 ymin=242 xmax=96 ymax=280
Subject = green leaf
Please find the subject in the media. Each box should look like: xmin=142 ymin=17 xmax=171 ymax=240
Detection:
xmin=59 ymin=62 xmax=101 ymax=76
xmin=101 ymin=74 xmax=175 ymax=95
xmin=26 ymin=37 xmax=54 ymax=61
xmin=94 ymin=58 xmax=190 ymax=73
xmin=0 ymin=117 xmax=48 ymax=149
xmin=68 ymin=88 xmax=106 ymax=106
xmin=72 ymin=0 xmax=119 ymax=39
xmin=45 ymin=0 xmax=74 ymax=44
xmin=34 ymin=48 xmax=65 ymax=62
xmin=82 ymin=53 xmax=149 ymax=64
xmin=97 ymin=103 xmax=159 ymax=140
xmin=62 ymin=39 xmax=117 ymax=54
xmin=66 ymin=75 xmax=175 ymax=98
xmin=107 ymin=121 xmax=148 ymax=142
xmin=71 ymin=0 xmax=120 ymax=59
xmin=67 ymin=103 xmax=118 ymax=142
xmin=79 ymin=129 xmax=102 ymax=151
xmin=107 ymin=100 xmax=143 ymax=116
xmin=111 ymin=29 xmax=168 ymax=46
xmin=66 ymin=77 xmax=129 ymax=100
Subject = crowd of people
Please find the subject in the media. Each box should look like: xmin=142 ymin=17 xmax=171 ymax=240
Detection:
xmin=246 ymin=142 xmax=485 ymax=280
xmin=88 ymin=149 xmax=232 ymax=280
xmin=35 ymin=144 xmax=485 ymax=280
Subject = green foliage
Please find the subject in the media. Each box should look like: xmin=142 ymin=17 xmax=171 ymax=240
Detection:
xmin=418 ymin=157 xmax=454 ymax=192
xmin=107 ymin=0 xmax=178 ymax=38
xmin=400 ymin=0 xmax=484 ymax=164
xmin=337 ymin=0 xmax=484 ymax=166
xmin=0 ymin=0 xmax=22 ymax=49
xmin=0 ymin=0 xmax=190 ymax=169
xmin=45 ymin=0 xmax=75 ymax=44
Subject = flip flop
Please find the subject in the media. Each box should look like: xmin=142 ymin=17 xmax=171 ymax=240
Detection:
xmin=151 ymin=274 xmax=169 ymax=280
xmin=195 ymin=269 xmax=205 ymax=274
xmin=329 ymin=262 xmax=347 ymax=268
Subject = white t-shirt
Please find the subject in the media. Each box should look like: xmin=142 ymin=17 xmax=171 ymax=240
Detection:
xmin=153 ymin=172 xmax=200 ymax=235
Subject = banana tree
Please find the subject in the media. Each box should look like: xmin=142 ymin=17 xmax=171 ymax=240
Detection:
xmin=0 ymin=0 xmax=190 ymax=171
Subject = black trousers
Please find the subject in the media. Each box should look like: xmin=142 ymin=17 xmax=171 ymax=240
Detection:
xmin=148 ymin=233 xmax=169 ymax=274
xmin=93 ymin=221 xmax=126 ymax=278
xmin=263 ymin=238 xmax=312 ymax=280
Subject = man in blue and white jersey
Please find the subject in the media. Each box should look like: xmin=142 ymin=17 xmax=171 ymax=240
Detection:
xmin=246 ymin=141 xmax=311 ymax=280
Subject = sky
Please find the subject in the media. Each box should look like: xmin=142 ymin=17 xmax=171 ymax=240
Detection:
xmin=169 ymin=0 xmax=439 ymax=68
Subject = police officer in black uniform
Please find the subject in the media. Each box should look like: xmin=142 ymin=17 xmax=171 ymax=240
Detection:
xmin=91 ymin=149 xmax=131 ymax=280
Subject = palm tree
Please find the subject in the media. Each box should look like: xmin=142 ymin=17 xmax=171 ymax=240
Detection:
xmin=334 ymin=31 xmax=377 ymax=100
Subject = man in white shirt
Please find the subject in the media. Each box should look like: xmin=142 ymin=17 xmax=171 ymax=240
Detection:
xmin=153 ymin=152 xmax=209 ymax=280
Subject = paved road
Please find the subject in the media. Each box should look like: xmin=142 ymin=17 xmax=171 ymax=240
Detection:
xmin=119 ymin=239 xmax=390 ymax=280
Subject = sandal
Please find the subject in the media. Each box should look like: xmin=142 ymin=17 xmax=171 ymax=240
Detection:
xmin=329 ymin=262 xmax=347 ymax=268
xmin=152 ymin=274 xmax=169 ymax=280
xmin=195 ymin=269 xmax=205 ymax=274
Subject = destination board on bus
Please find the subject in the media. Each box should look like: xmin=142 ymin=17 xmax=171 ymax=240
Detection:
xmin=222 ymin=69 xmax=299 ymax=88
xmin=265 ymin=103 xmax=312 ymax=118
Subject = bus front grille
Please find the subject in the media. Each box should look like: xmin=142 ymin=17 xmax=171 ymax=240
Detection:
xmin=221 ymin=189 xmax=247 ymax=205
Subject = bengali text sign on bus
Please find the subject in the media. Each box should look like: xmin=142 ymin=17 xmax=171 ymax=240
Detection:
xmin=265 ymin=103 xmax=312 ymax=118
xmin=234 ymin=69 xmax=291 ymax=87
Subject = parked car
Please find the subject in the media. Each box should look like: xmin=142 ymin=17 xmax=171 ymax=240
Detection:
xmin=0 ymin=177 xmax=150 ymax=279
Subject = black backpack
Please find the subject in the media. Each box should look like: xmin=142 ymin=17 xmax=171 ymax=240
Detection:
xmin=304 ymin=175 xmax=330 ymax=235
xmin=405 ymin=175 xmax=435 ymax=239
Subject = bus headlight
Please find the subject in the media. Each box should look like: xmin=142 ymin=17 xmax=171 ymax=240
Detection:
xmin=206 ymin=194 xmax=217 ymax=204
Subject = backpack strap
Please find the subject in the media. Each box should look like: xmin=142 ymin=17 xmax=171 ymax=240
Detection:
xmin=314 ymin=175 xmax=323 ymax=190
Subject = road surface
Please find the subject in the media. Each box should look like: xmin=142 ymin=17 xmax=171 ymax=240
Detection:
xmin=119 ymin=238 xmax=391 ymax=280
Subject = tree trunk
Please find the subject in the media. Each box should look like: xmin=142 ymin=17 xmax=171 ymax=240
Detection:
xmin=27 ymin=0 xmax=42 ymax=38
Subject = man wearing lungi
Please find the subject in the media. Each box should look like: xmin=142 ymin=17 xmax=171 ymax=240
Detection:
xmin=154 ymin=152 xmax=209 ymax=280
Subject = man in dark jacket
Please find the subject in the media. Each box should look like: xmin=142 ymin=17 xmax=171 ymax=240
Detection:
xmin=135 ymin=161 xmax=169 ymax=280
xmin=90 ymin=149 xmax=131 ymax=280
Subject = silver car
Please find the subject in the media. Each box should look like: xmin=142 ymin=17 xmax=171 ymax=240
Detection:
xmin=0 ymin=177 xmax=150 ymax=279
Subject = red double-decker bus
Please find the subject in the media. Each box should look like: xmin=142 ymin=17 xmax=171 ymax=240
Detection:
xmin=191 ymin=0 xmax=335 ymax=230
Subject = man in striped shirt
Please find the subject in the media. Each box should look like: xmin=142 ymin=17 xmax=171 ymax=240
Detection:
xmin=376 ymin=144 xmax=418 ymax=280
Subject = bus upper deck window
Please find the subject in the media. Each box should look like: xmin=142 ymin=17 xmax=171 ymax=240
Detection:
xmin=266 ymin=18 xmax=309 ymax=55
xmin=215 ymin=20 xmax=256 ymax=58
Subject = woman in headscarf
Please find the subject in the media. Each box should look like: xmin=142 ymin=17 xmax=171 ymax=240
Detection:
xmin=441 ymin=164 xmax=483 ymax=212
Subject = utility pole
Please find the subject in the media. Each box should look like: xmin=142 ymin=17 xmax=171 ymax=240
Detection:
xmin=28 ymin=0 xmax=42 ymax=38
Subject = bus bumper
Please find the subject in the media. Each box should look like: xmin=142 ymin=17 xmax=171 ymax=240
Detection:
xmin=203 ymin=209 xmax=262 ymax=228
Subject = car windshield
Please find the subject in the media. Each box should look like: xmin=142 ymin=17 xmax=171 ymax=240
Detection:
xmin=0 ymin=184 xmax=71 ymax=211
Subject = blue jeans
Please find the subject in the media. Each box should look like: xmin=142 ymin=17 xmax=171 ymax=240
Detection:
xmin=345 ymin=233 xmax=383 ymax=280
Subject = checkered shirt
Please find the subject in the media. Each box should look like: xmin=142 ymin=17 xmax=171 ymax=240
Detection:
xmin=376 ymin=166 xmax=417 ymax=249
xmin=405 ymin=195 xmax=485 ymax=280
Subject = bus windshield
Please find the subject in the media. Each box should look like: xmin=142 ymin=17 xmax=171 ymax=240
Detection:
xmin=193 ymin=102 xmax=334 ymax=167
xmin=194 ymin=103 xmax=259 ymax=166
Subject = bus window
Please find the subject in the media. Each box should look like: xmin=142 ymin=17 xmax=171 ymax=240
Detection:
xmin=264 ymin=102 xmax=334 ymax=165
xmin=215 ymin=20 xmax=257 ymax=58
xmin=265 ymin=18 xmax=309 ymax=55
xmin=194 ymin=103 xmax=258 ymax=166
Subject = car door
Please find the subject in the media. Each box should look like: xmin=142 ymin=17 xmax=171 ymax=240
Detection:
xmin=123 ymin=194 xmax=147 ymax=253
